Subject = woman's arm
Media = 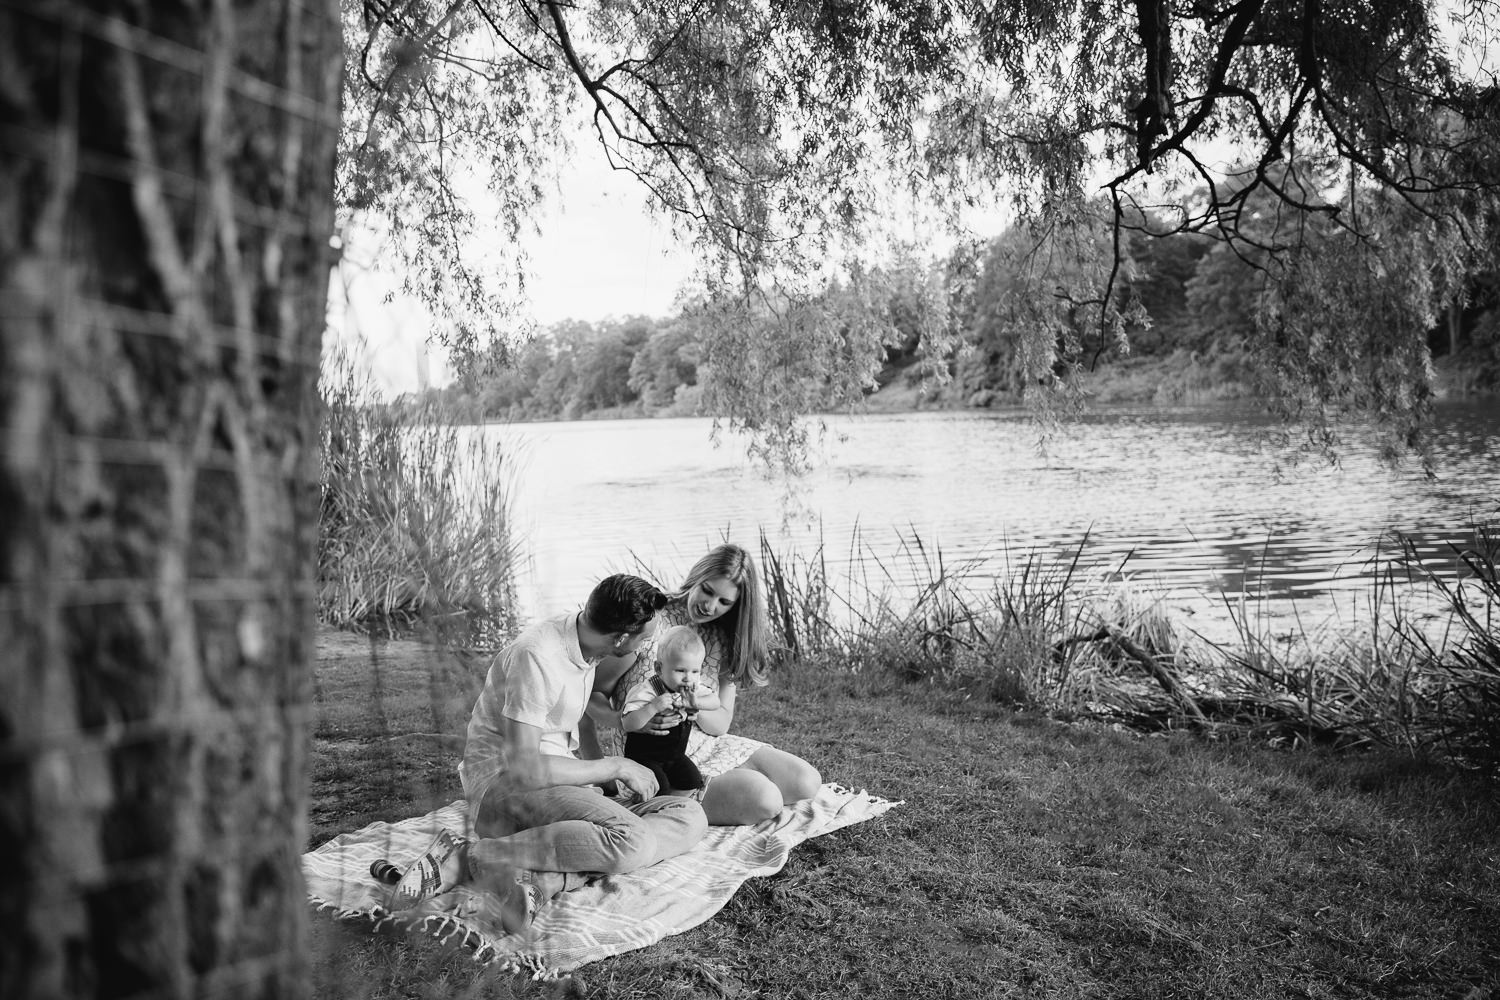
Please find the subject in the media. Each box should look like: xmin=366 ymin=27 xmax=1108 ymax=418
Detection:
xmin=576 ymin=709 xmax=603 ymax=760
xmin=583 ymin=690 xmax=618 ymax=731
xmin=683 ymin=681 xmax=720 ymax=713
xmin=592 ymin=651 xmax=640 ymax=701
xmin=692 ymin=677 xmax=737 ymax=736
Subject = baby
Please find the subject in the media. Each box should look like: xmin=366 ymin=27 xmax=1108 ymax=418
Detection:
xmin=620 ymin=625 xmax=720 ymax=796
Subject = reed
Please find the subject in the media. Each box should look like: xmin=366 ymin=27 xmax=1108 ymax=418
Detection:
xmin=1051 ymin=576 xmax=1209 ymax=724
xmin=756 ymin=526 xmax=835 ymax=666
xmin=756 ymin=517 xmax=1500 ymax=770
xmin=1194 ymin=602 xmax=1427 ymax=750
xmin=758 ymin=526 xmax=969 ymax=681
xmin=759 ymin=525 xmax=1132 ymax=710
xmin=1389 ymin=524 xmax=1500 ymax=768
xmin=982 ymin=538 xmax=1103 ymax=709
xmin=318 ymin=351 xmax=522 ymax=642
xmin=1182 ymin=531 xmax=1495 ymax=759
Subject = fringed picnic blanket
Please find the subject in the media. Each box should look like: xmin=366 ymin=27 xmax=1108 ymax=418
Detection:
xmin=303 ymin=782 xmax=900 ymax=978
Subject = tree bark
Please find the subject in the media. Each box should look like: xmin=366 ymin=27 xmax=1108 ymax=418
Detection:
xmin=0 ymin=2 xmax=341 ymax=998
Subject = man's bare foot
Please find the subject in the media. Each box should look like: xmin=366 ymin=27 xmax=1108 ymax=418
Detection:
xmin=467 ymin=862 xmax=546 ymax=934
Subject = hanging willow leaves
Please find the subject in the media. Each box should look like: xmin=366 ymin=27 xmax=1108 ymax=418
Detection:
xmin=343 ymin=0 xmax=1500 ymax=460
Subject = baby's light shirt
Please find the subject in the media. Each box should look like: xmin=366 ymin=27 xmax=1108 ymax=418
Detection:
xmin=621 ymin=673 xmax=716 ymax=714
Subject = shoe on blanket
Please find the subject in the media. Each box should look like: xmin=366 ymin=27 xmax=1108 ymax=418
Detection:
xmin=387 ymin=829 xmax=469 ymax=911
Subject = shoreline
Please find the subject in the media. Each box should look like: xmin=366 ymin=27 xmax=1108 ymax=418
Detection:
xmin=459 ymin=348 xmax=1500 ymax=426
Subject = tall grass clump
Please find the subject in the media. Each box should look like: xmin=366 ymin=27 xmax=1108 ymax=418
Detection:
xmin=1184 ymin=539 xmax=1440 ymax=750
xmin=1052 ymin=577 xmax=1214 ymax=724
xmin=1178 ymin=525 xmax=1500 ymax=767
xmin=1390 ymin=524 xmax=1500 ymax=768
xmin=980 ymin=540 xmax=1104 ymax=708
xmin=757 ymin=527 xmax=835 ymax=666
xmin=828 ymin=527 xmax=997 ymax=687
xmin=318 ymin=351 xmax=522 ymax=641
xmin=758 ymin=526 xmax=1177 ymax=714
xmin=758 ymin=516 xmax=1500 ymax=770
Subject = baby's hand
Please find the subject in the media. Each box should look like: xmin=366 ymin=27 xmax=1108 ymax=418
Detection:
xmin=649 ymin=692 xmax=677 ymax=715
xmin=678 ymin=687 xmax=697 ymax=711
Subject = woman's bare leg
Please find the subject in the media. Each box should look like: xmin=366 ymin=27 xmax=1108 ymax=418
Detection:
xmin=700 ymin=747 xmax=823 ymax=825
xmin=744 ymin=746 xmax=822 ymax=803
xmin=700 ymin=769 xmax=781 ymax=825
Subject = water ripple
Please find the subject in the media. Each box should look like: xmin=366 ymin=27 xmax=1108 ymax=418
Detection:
xmin=499 ymin=402 xmax=1500 ymax=640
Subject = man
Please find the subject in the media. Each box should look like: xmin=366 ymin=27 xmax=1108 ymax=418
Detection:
xmin=389 ymin=574 xmax=708 ymax=931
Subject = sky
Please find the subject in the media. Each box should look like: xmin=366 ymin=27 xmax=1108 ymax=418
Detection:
xmin=522 ymin=139 xmax=697 ymax=326
xmin=329 ymin=135 xmax=697 ymax=398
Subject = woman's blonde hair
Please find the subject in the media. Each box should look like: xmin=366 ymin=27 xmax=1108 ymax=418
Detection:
xmin=677 ymin=543 xmax=768 ymax=687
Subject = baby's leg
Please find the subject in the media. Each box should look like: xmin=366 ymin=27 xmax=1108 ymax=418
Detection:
xmin=663 ymin=754 xmax=704 ymax=794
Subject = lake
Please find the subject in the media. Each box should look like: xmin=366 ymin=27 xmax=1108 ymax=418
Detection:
xmin=496 ymin=401 xmax=1500 ymax=644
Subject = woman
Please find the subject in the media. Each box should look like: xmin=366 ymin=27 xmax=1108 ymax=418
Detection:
xmin=592 ymin=543 xmax=822 ymax=825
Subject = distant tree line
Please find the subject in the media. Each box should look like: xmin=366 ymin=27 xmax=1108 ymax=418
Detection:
xmin=423 ymin=182 xmax=1500 ymax=424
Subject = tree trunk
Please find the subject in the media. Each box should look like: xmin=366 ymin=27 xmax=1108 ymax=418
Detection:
xmin=0 ymin=2 xmax=341 ymax=998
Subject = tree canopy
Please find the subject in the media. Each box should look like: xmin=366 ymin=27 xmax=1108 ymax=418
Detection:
xmin=343 ymin=0 xmax=1500 ymax=457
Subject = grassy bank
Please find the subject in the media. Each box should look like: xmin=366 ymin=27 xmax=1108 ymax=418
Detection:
xmin=308 ymin=628 xmax=1500 ymax=1000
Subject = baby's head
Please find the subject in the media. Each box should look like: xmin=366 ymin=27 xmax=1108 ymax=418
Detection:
xmin=654 ymin=625 xmax=706 ymax=692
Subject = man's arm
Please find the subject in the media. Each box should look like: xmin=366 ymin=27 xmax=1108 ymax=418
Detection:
xmin=500 ymin=716 xmax=660 ymax=799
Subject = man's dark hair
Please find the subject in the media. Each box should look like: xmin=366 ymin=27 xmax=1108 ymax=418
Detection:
xmin=584 ymin=574 xmax=668 ymax=634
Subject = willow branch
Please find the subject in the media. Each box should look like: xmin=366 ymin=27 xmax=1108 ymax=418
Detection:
xmin=469 ymin=0 xmax=555 ymax=72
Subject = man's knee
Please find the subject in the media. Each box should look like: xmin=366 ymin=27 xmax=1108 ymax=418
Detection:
xmin=591 ymin=808 xmax=675 ymax=872
xmin=628 ymin=795 xmax=708 ymax=860
xmin=662 ymin=796 xmax=710 ymax=843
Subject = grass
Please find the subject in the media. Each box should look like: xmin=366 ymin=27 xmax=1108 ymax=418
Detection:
xmin=307 ymin=627 xmax=1500 ymax=1000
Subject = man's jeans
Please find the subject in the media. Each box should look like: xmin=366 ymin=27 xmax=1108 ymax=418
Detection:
xmin=470 ymin=785 xmax=707 ymax=898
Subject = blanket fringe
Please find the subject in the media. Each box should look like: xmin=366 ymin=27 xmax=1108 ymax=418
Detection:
xmin=308 ymin=894 xmax=380 ymax=924
xmin=829 ymin=784 xmax=905 ymax=812
xmin=306 ymin=896 xmax=559 ymax=981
